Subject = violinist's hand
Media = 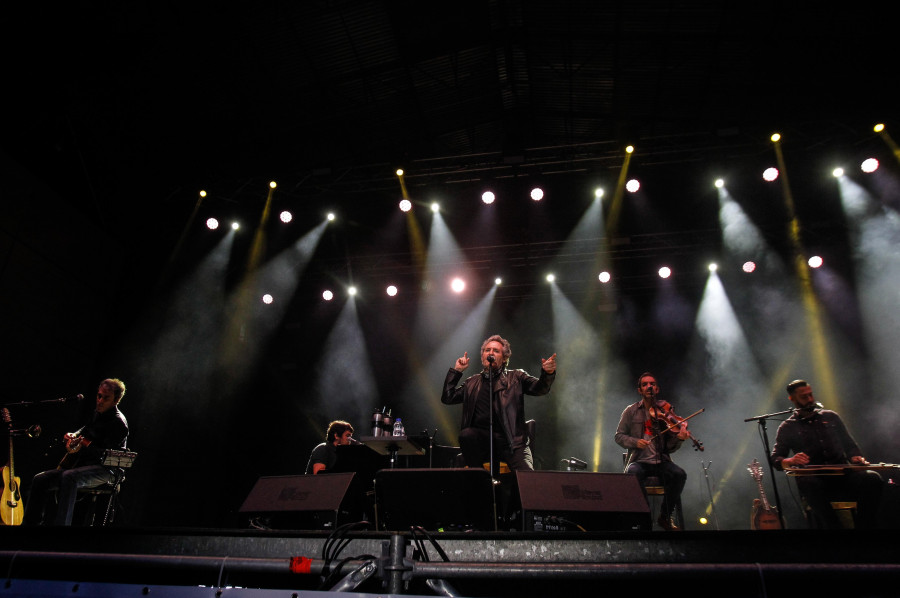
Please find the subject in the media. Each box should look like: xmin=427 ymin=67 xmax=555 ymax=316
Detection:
xmin=454 ymin=351 xmax=470 ymax=372
xmin=851 ymin=455 xmax=870 ymax=466
xmin=635 ymin=439 xmax=650 ymax=450
xmin=676 ymin=424 xmax=690 ymax=441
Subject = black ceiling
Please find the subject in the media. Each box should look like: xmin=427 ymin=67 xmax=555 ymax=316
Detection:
xmin=4 ymin=1 xmax=896 ymax=291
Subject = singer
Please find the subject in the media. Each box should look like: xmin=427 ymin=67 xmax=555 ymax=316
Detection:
xmin=615 ymin=372 xmax=690 ymax=531
xmin=441 ymin=334 xmax=556 ymax=475
xmin=305 ymin=420 xmax=355 ymax=475
xmin=770 ymin=379 xmax=883 ymax=529
xmin=23 ymin=378 xmax=129 ymax=526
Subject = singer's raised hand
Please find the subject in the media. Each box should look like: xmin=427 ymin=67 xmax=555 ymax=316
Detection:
xmin=454 ymin=351 xmax=470 ymax=372
xmin=541 ymin=352 xmax=557 ymax=374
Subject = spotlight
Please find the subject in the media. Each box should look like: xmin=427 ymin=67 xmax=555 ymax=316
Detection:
xmin=598 ymin=271 xmax=611 ymax=283
xmin=530 ymin=187 xmax=544 ymax=201
xmin=625 ymin=179 xmax=640 ymax=193
xmin=874 ymin=123 xmax=885 ymax=133
xmin=699 ymin=517 xmax=708 ymax=526
xmin=386 ymin=285 xmax=398 ymax=297
xmin=482 ymin=191 xmax=496 ymax=205
xmin=714 ymin=179 xmax=724 ymax=188
xmin=199 ymin=190 xmax=207 ymax=198
xmin=327 ymin=213 xmax=336 ymax=221
xmin=546 ymin=274 xmax=555 ymax=283
xmin=594 ymin=188 xmax=604 ymax=199
xmin=396 ymin=169 xmax=404 ymax=176
xmin=231 ymin=222 xmax=240 ymax=230
xmin=742 ymin=261 xmax=756 ymax=273
xmin=625 ymin=145 xmax=634 ymax=154
xmin=861 ymin=158 xmax=879 ymax=173
xmin=322 ymin=290 xmax=334 ymax=301
xmin=658 ymin=266 xmax=671 ymax=279
xmin=399 ymin=199 xmax=412 ymax=212
xmin=279 ymin=210 xmax=293 ymax=223
xmin=494 ymin=277 xmax=502 ymax=286
xmin=763 ymin=168 xmax=779 ymax=182
xmin=431 ymin=202 xmax=440 ymax=213
xmin=832 ymin=167 xmax=844 ymax=178
xmin=206 ymin=218 xmax=219 ymax=230
xmin=348 ymin=286 xmax=358 ymax=296
xmin=450 ymin=278 xmax=465 ymax=293
xmin=261 ymin=294 xmax=274 ymax=305
xmin=770 ymin=133 xmax=781 ymax=142
xmin=708 ymin=263 xmax=718 ymax=272
xmin=808 ymin=256 xmax=823 ymax=268
xmin=269 ymin=181 xmax=277 ymax=189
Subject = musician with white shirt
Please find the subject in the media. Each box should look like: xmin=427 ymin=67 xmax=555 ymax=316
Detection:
xmin=770 ymin=379 xmax=883 ymax=529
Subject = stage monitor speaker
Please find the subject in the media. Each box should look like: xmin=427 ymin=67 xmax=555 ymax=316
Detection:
xmin=513 ymin=471 xmax=651 ymax=531
xmin=239 ymin=473 xmax=359 ymax=530
xmin=374 ymin=468 xmax=496 ymax=532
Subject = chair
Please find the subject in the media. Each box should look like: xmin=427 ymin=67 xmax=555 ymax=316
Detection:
xmin=77 ymin=449 xmax=137 ymax=527
xmin=623 ymin=453 xmax=684 ymax=530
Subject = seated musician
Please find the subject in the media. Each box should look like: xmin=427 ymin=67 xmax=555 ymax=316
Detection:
xmin=771 ymin=379 xmax=883 ymax=529
xmin=23 ymin=378 xmax=129 ymax=526
xmin=306 ymin=420 xmax=355 ymax=474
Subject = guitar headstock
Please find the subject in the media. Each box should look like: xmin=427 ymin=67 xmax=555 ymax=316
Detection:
xmin=747 ymin=458 xmax=764 ymax=479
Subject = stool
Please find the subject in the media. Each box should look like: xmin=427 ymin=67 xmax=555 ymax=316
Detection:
xmin=644 ymin=476 xmax=684 ymax=530
xmin=830 ymin=501 xmax=857 ymax=529
xmin=77 ymin=475 xmax=125 ymax=527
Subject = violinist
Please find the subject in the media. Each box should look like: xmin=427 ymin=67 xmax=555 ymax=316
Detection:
xmin=615 ymin=372 xmax=689 ymax=531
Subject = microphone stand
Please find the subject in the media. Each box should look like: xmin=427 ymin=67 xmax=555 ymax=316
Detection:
xmin=744 ymin=407 xmax=794 ymax=525
xmin=487 ymin=361 xmax=496 ymax=482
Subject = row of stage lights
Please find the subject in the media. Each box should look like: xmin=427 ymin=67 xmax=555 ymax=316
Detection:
xmin=203 ymin=145 xmax=884 ymax=231
xmin=253 ymin=257 xmax=827 ymax=305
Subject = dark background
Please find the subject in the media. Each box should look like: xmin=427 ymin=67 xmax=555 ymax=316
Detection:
xmin=2 ymin=1 xmax=897 ymax=530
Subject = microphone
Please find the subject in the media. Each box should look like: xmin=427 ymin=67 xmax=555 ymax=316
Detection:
xmin=57 ymin=394 xmax=84 ymax=402
xmin=348 ymin=436 xmax=361 ymax=445
xmin=486 ymin=355 xmax=494 ymax=363
xmin=799 ymin=402 xmax=824 ymax=412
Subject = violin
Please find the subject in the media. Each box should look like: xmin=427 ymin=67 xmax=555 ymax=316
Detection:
xmin=651 ymin=400 xmax=705 ymax=451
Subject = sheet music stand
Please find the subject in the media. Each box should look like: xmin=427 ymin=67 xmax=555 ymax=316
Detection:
xmin=98 ymin=449 xmax=138 ymax=526
xmin=359 ymin=436 xmax=425 ymax=468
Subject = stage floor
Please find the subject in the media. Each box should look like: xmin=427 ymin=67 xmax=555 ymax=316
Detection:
xmin=2 ymin=525 xmax=899 ymax=598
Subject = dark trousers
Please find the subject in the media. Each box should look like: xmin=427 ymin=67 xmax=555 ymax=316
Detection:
xmin=23 ymin=465 xmax=115 ymax=526
xmin=625 ymin=460 xmax=686 ymax=517
xmin=458 ymin=427 xmax=532 ymax=475
xmin=796 ymin=470 xmax=884 ymax=529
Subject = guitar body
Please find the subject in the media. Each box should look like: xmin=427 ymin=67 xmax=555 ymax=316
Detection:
xmin=751 ymin=498 xmax=783 ymax=530
xmin=0 ymin=465 xmax=23 ymax=526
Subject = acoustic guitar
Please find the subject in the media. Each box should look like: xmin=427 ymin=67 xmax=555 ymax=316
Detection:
xmin=1 ymin=408 xmax=23 ymax=526
xmin=748 ymin=458 xmax=783 ymax=530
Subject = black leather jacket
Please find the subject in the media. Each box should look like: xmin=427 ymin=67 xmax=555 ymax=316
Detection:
xmin=442 ymin=367 xmax=555 ymax=447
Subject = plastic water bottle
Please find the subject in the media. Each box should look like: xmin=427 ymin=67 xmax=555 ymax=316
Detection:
xmin=393 ymin=418 xmax=404 ymax=436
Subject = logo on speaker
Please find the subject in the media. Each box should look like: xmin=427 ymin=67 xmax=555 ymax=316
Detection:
xmin=279 ymin=487 xmax=311 ymax=502
xmin=561 ymin=484 xmax=603 ymax=501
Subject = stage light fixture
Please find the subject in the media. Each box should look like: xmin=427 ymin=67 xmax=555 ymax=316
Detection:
xmin=658 ymin=266 xmax=671 ymax=279
xmin=625 ymin=145 xmax=634 ymax=154
xmin=625 ymin=179 xmax=640 ymax=193
xmin=269 ymin=181 xmax=277 ymax=189
xmin=763 ymin=168 xmax=779 ymax=182
xmin=206 ymin=218 xmax=219 ymax=230
xmin=808 ymin=256 xmax=823 ymax=268
xmin=327 ymin=213 xmax=336 ymax=221
xmin=482 ymin=191 xmax=495 ymax=205
xmin=396 ymin=169 xmax=404 ymax=176
xmin=598 ymin=271 xmax=611 ymax=283
xmin=261 ymin=294 xmax=274 ymax=305
xmin=431 ymin=202 xmax=440 ymax=213
xmin=494 ymin=277 xmax=502 ymax=286
xmin=399 ymin=199 xmax=412 ymax=212
xmin=861 ymin=158 xmax=879 ymax=173
xmin=348 ymin=286 xmax=358 ymax=296
xmin=231 ymin=222 xmax=240 ymax=230
xmin=546 ymin=274 xmax=555 ymax=283
xmin=279 ymin=211 xmax=293 ymax=223
xmin=832 ymin=167 xmax=844 ymax=178
xmin=714 ymin=179 xmax=724 ymax=188
xmin=322 ymin=290 xmax=334 ymax=301
xmin=874 ymin=123 xmax=885 ymax=133
xmin=771 ymin=133 xmax=781 ymax=142
xmin=450 ymin=278 xmax=465 ymax=293
xmin=530 ymin=188 xmax=544 ymax=201
xmin=708 ymin=263 xmax=718 ymax=272
xmin=199 ymin=190 xmax=207 ymax=197
xmin=594 ymin=188 xmax=604 ymax=199
xmin=386 ymin=285 xmax=398 ymax=297
xmin=742 ymin=261 xmax=756 ymax=273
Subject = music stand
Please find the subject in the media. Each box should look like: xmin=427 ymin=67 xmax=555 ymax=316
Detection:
xmin=359 ymin=436 xmax=425 ymax=468
xmin=100 ymin=449 xmax=138 ymax=526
